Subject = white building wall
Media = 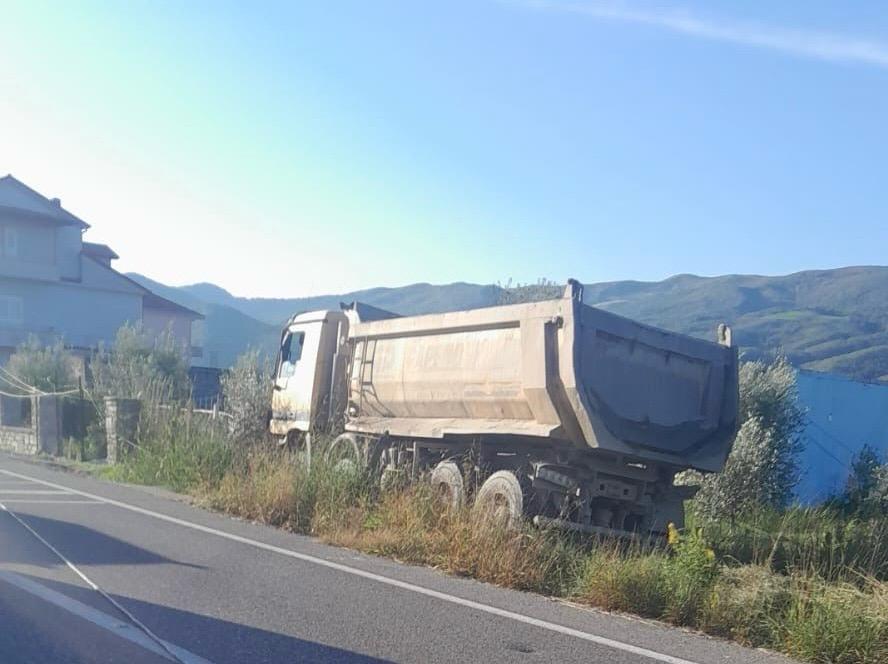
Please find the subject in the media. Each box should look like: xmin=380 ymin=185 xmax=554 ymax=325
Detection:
xmin=0 ymin=216 xmax=58 ymax=281
xmin=143 ymin=306 xmax=193 ymax=354
xmin=0 ymin=277 xmax=143 ymax=350
xmin=56 ymin=225 xmax=83 ymax=280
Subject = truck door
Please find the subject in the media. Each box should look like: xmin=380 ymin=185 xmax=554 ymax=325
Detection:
xmin=271 ymin=323 xmax=318 ymax=434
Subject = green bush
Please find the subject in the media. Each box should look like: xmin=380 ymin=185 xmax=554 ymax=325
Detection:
xmin=221 ymin=349 xmax=272 ymax=444
xmin=6 ymin=336 xmax=75 ymax=393
xmin=90 ymin=324 xmax=190 ymax=402
xmin=694 ymin=356 xmax=805 ymax=520
xmin=661 ymin=524 xmax=720 ymax=625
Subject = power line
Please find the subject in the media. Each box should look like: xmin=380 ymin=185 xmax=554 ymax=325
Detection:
xmin=804 ymin=416 xmax=858 ymax=454
xmin=0 ymin=366 xmax=39 ymax=394
xmin=0 ymin=365 xmax=79 ymax=397
xmin=805 ymin=427 xmax=848 ymax=466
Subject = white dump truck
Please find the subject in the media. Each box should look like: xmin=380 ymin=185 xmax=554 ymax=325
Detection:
xmin=269 ymin=281 xmax=738 ymax=535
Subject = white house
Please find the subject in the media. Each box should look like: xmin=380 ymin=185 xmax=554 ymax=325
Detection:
xmin=0 ymin=175 xmax=202 ymax=365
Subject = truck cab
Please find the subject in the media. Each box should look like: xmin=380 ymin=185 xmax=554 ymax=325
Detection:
xmin=269 ymin=309 xmax=347 ymax=441
xmin=269 ymin=302 xmax=399 ymax=442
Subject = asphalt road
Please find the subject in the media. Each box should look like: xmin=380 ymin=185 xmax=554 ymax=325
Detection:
xmin=0 ymin=454 xmax=798 ymax=664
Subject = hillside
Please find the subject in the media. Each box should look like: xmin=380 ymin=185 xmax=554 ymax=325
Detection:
xmin=583 ymin=267 xmax=888 ymax=382
xmin=177 ymin=281 xmax=502 ymax=324
xmin=129 ymin=267 xmax=888 ymax=382
xmin=127 ymin=274 xmax=279 ymax=368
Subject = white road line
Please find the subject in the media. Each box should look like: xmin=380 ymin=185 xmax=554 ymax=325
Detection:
xmin=0 ymin=489 xmax=72 ymax=495
xmin=0 ymin=570 xmax=213 ymax=664
xmin=1 ymin=500 xmax=204 ymax=664
xmin=0 ymin=468 xmax=697 ymax=664
xmin=0 ymin=499 xmax=105 ymax=504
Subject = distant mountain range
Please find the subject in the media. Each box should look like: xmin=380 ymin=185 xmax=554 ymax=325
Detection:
xmin=128 ymin=266 xmax=888 ymax=383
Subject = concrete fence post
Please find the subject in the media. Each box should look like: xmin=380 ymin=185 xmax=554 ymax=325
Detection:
xmin=105 ymin=397 xmax=141 ymax=464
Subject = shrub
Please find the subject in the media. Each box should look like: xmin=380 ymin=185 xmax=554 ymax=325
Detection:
xmin=661 ymin=524 xmax=720 ymax=625
xmin=90 ymin=324 xmax=189 ymax=402
xmin=5 ymin=336 xmax=75 ymax=393
xmin=205 ymin=449 xmax=375 ymax=533
xmin=840 ymin=445 xmax=888 ymax=518
xmin=694 ymin=356 xmax=805 ymax=520
xmin=221 ymin=349 xmax=272 ymax=444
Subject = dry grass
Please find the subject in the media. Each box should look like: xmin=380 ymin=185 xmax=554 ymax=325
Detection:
xmin=323 ymin=486 xmax=583 ymax=595
xmin=111 ymin=444 xmax=887 ymax=664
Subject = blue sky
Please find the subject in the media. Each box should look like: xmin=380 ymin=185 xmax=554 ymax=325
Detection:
xmin=1 ymin=1 xmax=887 ymax=297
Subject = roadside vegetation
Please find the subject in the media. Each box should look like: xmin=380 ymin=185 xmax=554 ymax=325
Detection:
xmin=4 ymin=332 xmax=887 ymax=664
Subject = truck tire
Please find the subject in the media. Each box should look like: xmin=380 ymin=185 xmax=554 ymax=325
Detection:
xmin=474 ymin=470 xmax=523 ymax=529
xmin=430 ymin=461 xmax=464 ymax=510
xmin=325 ymin=433 xmax=362 ymax=473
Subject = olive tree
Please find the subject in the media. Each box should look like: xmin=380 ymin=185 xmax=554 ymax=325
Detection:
xmin=90 ymin=324 xmax=189 ymax=402
xmin=842 ymin=445 xmax=888 ymax=516
xmin=221 ymin=349 xmax=272 ymax=444
xmin=693 ymin=355 xmax=805 ymax=520
xmin=6 ymin=336 xmax=75 ymax=393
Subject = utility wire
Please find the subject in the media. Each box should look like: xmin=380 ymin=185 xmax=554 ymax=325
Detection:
xmin=0 ymin=366 xmax=80 ymax=397
xmin=805 ymin=417 xmax=858 ymax=454
xmin=805 ymin=427 xmax=848 ymax=466
xmin=0 ymin=366 xmax=40 ymax=393
xmin=0 ymin=386 xmax=81 ymax=398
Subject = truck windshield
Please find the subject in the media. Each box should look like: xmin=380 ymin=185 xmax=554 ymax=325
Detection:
xmin=278 ymin=331 xmax=305 ymax=378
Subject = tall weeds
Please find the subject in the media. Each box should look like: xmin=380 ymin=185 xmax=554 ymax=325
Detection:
xmin=695 ymin=507 xmax=888 ymax=583
xmin=107 ymin=436 xmax=887 ymax=664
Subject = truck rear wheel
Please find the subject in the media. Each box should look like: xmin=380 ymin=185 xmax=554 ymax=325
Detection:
xmin=474 ymin=470 xmax=523 ymax=529
xmin=430 ymin=461 xmax=464 ymax=511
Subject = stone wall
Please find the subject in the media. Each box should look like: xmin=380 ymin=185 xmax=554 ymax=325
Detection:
xmin=0 ymin=395 xmax=59 ymax=455
xmin=0 ymin=425 xmax=37 ymax=454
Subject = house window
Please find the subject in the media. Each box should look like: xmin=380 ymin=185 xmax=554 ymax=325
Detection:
xmin=0 ymin=295 xmax=23 ymax=325
xmin=2 ymin=227 xmax=17 ymax=257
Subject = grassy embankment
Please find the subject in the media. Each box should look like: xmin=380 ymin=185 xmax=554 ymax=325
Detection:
xmin=103 ymin=426 xmax=888 ymax=664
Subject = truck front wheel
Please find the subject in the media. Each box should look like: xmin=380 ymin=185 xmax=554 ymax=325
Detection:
xmin=326 ymin=433 xmax=362 ymax=473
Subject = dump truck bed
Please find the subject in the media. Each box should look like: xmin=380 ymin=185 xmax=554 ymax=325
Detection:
xmin=346 ymin=285 xmax=738 ymax=472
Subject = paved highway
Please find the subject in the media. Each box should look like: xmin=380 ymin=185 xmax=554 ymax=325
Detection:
xmin=0 ymin=454 xmax=797 ymax=663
